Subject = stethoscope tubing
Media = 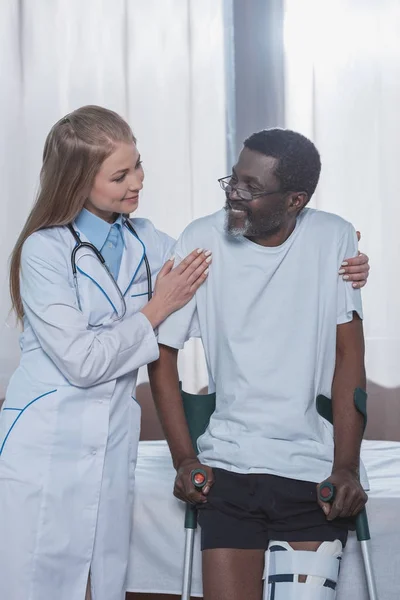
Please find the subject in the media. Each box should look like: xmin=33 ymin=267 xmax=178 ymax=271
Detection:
xmin=68 ymin=218 xmax=153 ymax=311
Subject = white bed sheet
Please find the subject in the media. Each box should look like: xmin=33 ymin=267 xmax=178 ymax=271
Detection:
xmin=127 ymin=440 xmax=400 ymax=598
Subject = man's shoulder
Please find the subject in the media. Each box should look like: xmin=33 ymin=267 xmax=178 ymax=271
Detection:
xmin=302 ymin=208 xmax=354 ymax=239
xmin=177 ymin=210 xmax=224 ymax=251
xmin=182 ymin=209 xmax=224 ymax=235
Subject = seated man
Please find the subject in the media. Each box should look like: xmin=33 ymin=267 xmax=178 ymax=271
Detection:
xmin=149 ymin=129 xmax=368 ymax=600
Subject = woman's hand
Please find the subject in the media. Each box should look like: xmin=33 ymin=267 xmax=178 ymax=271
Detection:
xmin=339 ymin=231 xmax=370 ymax=289
xmin=155 ymin=248 xmax=212 ymax=312
xmin=141 ymin=248 xmax=211 ymax=328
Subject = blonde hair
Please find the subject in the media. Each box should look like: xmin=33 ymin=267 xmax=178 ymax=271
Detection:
xmin=9 ymin=105 xmax=135 ymax=320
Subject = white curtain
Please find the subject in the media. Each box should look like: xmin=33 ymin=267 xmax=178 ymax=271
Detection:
xmin=284 ymin=0 xmax=400 ymax=438
xmin=0 ymin=0 xmax=227 ymax=396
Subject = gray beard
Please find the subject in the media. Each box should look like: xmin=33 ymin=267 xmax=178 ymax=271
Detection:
xmin=225 ymin=209 xmax=285 ymax=238
xmin=225 ymin=212 xmax=251 ymax=237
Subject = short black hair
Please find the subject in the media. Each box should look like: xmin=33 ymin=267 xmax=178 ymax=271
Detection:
xmin=244 ymin=128 xmax=321 ymax=200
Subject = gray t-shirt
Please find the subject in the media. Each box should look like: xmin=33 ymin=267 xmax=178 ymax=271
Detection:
xmin=158 ymin=208 xmax=367 ymax=486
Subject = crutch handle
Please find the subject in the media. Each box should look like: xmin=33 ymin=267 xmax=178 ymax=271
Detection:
xmin=191 ymin=468 xmax=207 ymax=490
xmin=318 ymin=481 xmax=336 ymax=503
xmin=355 ymin=508 xmax=371 ymax=542
xmin=184 ymin=469 xmax=208 ymax=530
xmin=318 ymin=481 xmax=371 ymax=542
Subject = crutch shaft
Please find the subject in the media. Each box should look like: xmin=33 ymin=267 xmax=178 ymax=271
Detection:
xmin=182 ymin=483 xmax=205 ymax=599
xmin=180 ymin=388 xmax=215 ymax=599
xmin=182 ymin=527 xmax=195 ymax=600
xmin=361 ymin=540 xmax=379 ymax=600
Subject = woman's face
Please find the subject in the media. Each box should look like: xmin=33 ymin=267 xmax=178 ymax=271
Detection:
xmin=85 ymin=141 xmax=144 ymax=222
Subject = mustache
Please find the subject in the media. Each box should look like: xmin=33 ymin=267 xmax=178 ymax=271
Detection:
xmin=224 ymin=200 xmax=251 ymax=214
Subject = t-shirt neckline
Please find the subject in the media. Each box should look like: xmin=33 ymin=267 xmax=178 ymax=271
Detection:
xmin=239 ymin=209 xmax=307 ymax=253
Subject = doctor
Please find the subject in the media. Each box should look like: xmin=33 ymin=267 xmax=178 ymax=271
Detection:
xmin=0 ymin=105 xmax=211 ymax=600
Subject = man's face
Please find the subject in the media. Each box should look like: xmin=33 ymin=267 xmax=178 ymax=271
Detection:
xmin=224 ymin=148 xmax=289 ymax=238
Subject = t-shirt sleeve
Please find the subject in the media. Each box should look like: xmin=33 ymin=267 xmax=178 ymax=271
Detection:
xmin=157 ymin=234 xmax=201 ymax=349
xmin=336 ymin=223 xmax=363 ymax=325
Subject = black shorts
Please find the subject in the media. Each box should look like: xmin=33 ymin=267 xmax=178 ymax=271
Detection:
xmin=197 ymin=468 xmax=354 ymax=551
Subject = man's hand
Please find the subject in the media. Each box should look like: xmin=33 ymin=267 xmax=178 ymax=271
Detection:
xmin=174 ymin=458 xmax=214 ymax=504
xmin=317 ymin=468 xmax=367 ymax=521
xmin=339 ymin=231 xmax=370 ymax=289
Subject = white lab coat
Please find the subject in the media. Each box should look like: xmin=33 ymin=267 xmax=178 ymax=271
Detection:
xmin=0 ymin=217 xmax=175 ymax=600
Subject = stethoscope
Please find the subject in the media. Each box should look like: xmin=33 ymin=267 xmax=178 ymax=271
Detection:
xmin=68 ymin=219 xmax=152 ymax=326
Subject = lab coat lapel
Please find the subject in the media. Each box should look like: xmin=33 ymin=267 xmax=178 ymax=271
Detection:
xmin=72 ymin=228 xmax=125 ymax=319
xmin=117 ymin=222 xmax=146 ymax=297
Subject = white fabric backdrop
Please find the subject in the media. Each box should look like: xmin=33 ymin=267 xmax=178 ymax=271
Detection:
xmin=0 ymin=0 xmax=227 ymax=397
xmin=284 ymin=0 xmax=400 ymax=436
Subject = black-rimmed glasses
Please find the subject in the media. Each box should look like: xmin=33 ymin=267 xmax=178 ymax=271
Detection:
xmin=218 ymin=176 xmax=282 ymax=202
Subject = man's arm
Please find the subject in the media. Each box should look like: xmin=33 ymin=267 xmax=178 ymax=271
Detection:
xmin=318 ymin=312 xmax=368 ymax=520
xmin=148 ymin=344 xmax=214 ymax=503
xmin=332 ymin=312 xmax=366 ymax=473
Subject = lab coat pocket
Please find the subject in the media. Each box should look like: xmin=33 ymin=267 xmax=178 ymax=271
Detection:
xmin=0 ymin=389 xmax=57 ymax=457
xmin=129 ymin=281 xmax=152 ymax=312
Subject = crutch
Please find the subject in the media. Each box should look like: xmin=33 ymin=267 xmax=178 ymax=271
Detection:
xmin=317 ymin=389 xmax=379 ymax=600
xmin=180 ymin=388 xmax=216 ymax=600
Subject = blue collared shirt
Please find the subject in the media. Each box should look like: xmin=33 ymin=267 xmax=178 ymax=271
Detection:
xmin=75 ymin=209 xmax=125 ymax=280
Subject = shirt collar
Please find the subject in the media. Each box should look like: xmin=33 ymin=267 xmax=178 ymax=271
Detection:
xmin=75 ymin=209 xmax=125 ymax=251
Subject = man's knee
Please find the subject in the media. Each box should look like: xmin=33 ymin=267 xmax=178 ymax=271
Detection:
xmin=263 ymin=539 xmax=343 ymax=598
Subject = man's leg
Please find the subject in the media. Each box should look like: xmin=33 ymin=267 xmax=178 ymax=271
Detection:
xmin=202 ymin=548 xmax=265 ymax=600
xmin=197 ymin=470 xmax=270 ymax=600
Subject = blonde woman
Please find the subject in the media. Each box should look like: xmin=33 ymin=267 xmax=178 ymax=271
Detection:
xmin=0 ymin=106 xmax=211 ymax=600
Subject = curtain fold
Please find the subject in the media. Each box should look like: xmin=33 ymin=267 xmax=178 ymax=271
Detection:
xmin=284 ymin=0 xmax=400 ymax=439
